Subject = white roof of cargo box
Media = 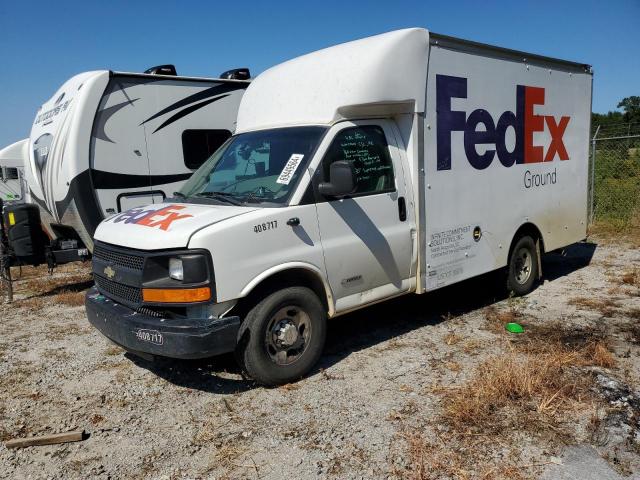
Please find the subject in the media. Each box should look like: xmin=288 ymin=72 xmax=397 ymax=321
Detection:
xmin=236 ymin=28 xmax=430 ymax=133
xmin=0 ymin=138 xmax=28 ymax=168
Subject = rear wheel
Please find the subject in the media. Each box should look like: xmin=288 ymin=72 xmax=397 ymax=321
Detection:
xmin=235 ymin=287 xmax=326 ymax=386
xmin=506 ymin=235 xmax=539 ymax=296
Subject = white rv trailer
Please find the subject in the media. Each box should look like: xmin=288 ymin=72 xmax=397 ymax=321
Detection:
xmin=86 ymin=29 xmax=592 ymax=385
xmin=0 ymin=139 xmax=28 ymax=202
xmin=23 ymin=68 xmax=249 ymax=259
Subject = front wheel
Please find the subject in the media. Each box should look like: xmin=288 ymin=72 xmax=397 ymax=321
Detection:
xmin=235 ymin=287 xmax=326 ymax=386
xmin=506 ymin=236 xmax=539 ymax=296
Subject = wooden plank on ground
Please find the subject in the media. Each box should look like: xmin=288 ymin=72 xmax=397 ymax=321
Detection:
xmin=5 ymin=430 xmax=84 ymax=449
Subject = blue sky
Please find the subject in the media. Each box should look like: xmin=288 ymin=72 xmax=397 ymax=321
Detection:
xmin=0 ymin=0 xmax=638 ymax=147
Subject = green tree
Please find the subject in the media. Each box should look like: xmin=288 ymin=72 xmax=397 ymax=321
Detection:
xmin=617 ymin=96 xmax=640 ymax=124
xmin=592 ymin=110 xmax=624 ymax=129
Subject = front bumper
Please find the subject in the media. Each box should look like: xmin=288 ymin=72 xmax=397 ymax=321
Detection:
xmin=85 ymin=287 xmax=240 ymax=359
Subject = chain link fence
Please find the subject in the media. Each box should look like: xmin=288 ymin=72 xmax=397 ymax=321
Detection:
xmin=589 ymin=123 xmax=640 ymax=229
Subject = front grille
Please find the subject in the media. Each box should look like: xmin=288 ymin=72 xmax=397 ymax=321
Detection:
xmin=93 ymin=244 xmax=144 ymax=271
xmin=136 ymin=306 xmax=164 ymax=318
xmin=94 ymin=274 xmax=141 ymax=305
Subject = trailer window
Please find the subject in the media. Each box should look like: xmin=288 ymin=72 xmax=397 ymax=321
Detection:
xmin=322 ymin=126 xmax=395 ymax=196
xmin=182 ymin=129 xmax=232 ymax=169
xmin=1 ymin=167 xmax=19 ymax=180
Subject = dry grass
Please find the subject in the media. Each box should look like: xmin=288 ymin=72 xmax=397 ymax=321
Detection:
xmin=205 ymin=440 xmax=254 ymax=476
xmin=518 ymin=322 xmax=615 ymax=368
xmin=462 ymin=339 xmax=483 ymax=355
xmin=326 ymin=442 xmax=372 ymax=476
xmin=394 ymin=429 xmax=533 ymax=480
xmin=104 ymin=345 xmax=123 ymax=356
xmin=3 ymin=263 xmax=92 ymax=309
xmin=568 ymin=296 xmax=620 ymax=316
xmin=43 ymin=348 xmax=72 ymax=361
xmin=620 ymin=268 xmax=640 ymax=288
xmin=66 ymin=456 xmax=103 ymax=473
xmin=442 ymin=349 xmax=599 ymax=434
xmin=378 ymin=338 xmax=408 ymax=351
xmin=13 ymin=296 xmax=48 ymax=312
xmin=483 ymin=305 xmax=520 ymax=334
xmin=279 ymin=382 xmax=301 ymax=391
xmin=4 ymin=264 xmax=91 ymax=311
xmin=89 ymin=414 xmax=105 ymax=426
xmin=393 ymin=321 xmax=617 ymax=479
xmin=444 ymin=332 xmax=462 ymax=346
xmin=55 ymin=290 xmax=86 ymax=306
xmin=19 ymin=268 xmax=91 ymax=297
xmin=388 ymin=400 xmax=420 ymax=422
xmin=445 ymin=361 xmax=462 ymax=373
xmin=0 ymin=362 xmax=44 ymax=398
xmin=619 ymin=322 xmax=640 ymax=345
xmin=589 ymin=214 xmax=640 ymax=248
xmin=47 ymin=322 xmax=86 ymax=340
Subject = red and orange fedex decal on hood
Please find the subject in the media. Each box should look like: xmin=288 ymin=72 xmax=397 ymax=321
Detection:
xmin=108 ymin=205 xmax=192 ymax=231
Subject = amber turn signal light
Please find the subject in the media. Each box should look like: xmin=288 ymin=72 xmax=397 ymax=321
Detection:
xmin=142 ymin=287 xmax=211 ymax=303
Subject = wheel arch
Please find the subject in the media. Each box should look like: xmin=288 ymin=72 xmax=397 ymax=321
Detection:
xmin=236 ymin=263 xmax=335 ymax=317
xmin=508 ymin=222 xmax=545 ymax=279
xmin=509 ymin=223 xmax=545 ymax=255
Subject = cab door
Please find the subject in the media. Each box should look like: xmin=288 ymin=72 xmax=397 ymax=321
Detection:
xmin=313 ymin=120 xmax=415 ymax=312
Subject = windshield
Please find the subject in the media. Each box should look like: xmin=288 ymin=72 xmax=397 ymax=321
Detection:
xmin=179 ymin=126 xmax=326 ymax=206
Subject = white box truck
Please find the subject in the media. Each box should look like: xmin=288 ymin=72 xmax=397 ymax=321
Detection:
xmin=85 ymin=28 xmax=592 ymax=385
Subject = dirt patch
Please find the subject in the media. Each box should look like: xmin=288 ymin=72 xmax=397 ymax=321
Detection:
xmin=568 ymin=296 xmax=621 ymax=316
xmin=390 ymin=320 xmax=619 ymax=479
xmin=1 ymin=241 xmax=639 ymax=479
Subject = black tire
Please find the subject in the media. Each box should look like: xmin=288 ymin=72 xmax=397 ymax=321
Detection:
xmin=235 ymin=287 xmax=326 ymax=386
xmin=506 ymin=235 xmax=539 ymax=296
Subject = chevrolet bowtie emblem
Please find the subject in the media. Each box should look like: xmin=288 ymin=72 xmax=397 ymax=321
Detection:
xmin=104 ymin=266 xmax=116 ymax=279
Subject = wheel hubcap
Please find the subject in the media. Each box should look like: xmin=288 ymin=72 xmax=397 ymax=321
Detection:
xmin=275 ymin=321 xmax=299 ymax=347
xmin=266 ymin=306 xmax=311 ymax=365
xmin=514 ymin=247 xmax=533 ymax=285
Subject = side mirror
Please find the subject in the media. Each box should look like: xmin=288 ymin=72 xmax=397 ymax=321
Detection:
xmin=318 ymin=160 xmax=355 ymax=198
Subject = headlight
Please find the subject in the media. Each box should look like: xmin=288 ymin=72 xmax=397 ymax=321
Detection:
xmin=169 ymin=258 xmax=184 ymax=281
xmin=141 ymin=251 xmax=214 ymax=304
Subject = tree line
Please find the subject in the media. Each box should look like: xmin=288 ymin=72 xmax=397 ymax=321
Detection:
xmin=592 ymin=96 xmax=640 ymax=131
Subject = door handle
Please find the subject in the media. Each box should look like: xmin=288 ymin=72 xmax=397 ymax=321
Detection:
xmin=398 ymin=197 xmax=407 ymax=222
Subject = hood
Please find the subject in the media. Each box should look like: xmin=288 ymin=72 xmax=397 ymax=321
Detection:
xmin=94 ymin=202 xmax=258 ymax=250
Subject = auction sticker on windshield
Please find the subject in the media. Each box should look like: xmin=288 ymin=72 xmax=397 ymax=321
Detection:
xmin=276 ymin=154 xmax=304 ymax=185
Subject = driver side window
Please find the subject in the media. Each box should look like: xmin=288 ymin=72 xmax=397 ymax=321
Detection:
xmin=322 ymin=125 xmax=395 ymax=196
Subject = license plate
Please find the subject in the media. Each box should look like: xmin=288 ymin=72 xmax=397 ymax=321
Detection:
xmin=134 ymin=329 xmax=163 ymax=345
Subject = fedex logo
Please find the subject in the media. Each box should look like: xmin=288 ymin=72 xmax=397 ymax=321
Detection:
xmin=436 ymin=75 xmax=570 ymax=170
xmin=110 ymin=204 xmax=193 ymax=231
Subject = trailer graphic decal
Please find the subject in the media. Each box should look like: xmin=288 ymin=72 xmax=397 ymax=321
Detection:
xmin=109 ymin=204 xmax=193 ymax=231
xmin=140 ymin=82 xmax=247 ymax=127
xmin=436 ymin=74 xmax=571 ymax=171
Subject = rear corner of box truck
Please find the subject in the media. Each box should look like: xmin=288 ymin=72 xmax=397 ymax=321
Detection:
xmin=421 ymin=36 xmax=592 ymax=292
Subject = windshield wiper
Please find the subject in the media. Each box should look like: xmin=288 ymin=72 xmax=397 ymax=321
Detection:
xmin=239 ymin=193 xmax=268 ymax=204
xmin=172 ymin=191 xmax=186 ymax=199
xmin=194 ymin=191 xmax=243 ymax=206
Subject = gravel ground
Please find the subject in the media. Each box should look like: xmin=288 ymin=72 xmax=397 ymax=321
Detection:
xmin=1 ymin=239 xmax=639 ymax=479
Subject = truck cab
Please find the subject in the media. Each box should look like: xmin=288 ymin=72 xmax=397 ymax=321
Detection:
xmin=87 ymin=119 xmax=418 ymax=386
